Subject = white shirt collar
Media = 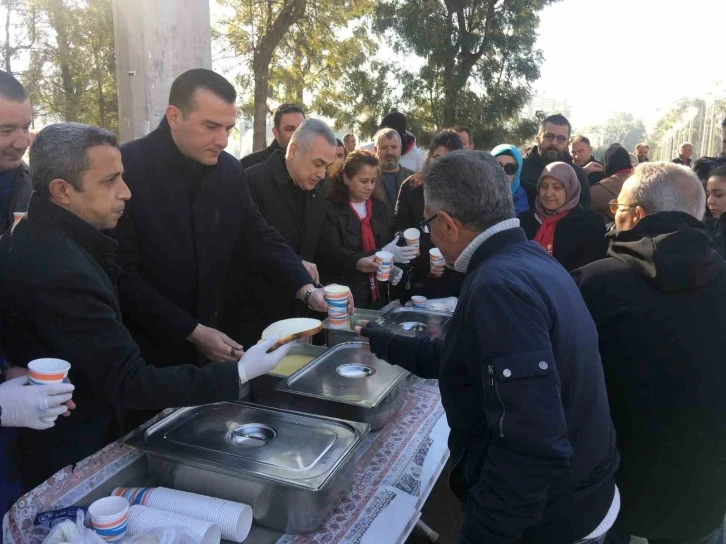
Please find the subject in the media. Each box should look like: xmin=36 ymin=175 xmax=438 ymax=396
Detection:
xmin=453 ymin=219 xmax=520 ymax=273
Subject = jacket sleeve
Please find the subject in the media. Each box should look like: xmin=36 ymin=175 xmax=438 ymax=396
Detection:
xmin=394 ymin=179 xmax=414 ymax=232
xmin=575 ymin=213 xmax=608 ymax=269
xmin=459 ymin=282 xmax=572 ymax=544
xmin=362 ymin=322 xmax=443 ymax=379
xmin=234 ymin=177 xmax=312 ymax=297
xmin=113 ymin=200 xmax=200 ymax=344
xmin=318 ymin=209 xmax=369 ymax=277
xmin=23 ymin=273 xmax=240 ymax=410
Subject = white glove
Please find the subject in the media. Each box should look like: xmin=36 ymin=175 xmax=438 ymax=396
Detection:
xmin=390 ymin=266 xmax=403 ymax=286
xmin=238 ymin=336 xmax=294 ymax=384
xmin=383 ymin=236 xmax=418 ymax=264
xmin=0 ymin=375 xmax=74 ymax=430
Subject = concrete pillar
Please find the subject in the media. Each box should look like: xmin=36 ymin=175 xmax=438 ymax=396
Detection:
xmin=112 ymin=0 xmax=212 ymax=143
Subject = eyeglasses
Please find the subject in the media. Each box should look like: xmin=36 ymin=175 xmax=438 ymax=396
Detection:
xmin=498 ymin=163 xmax=518 ymax=176
xmin=542 ymin=133 xmax=569 ymax=144
xmin=608 ymin=199 xmax=638 ymax=215
xmin=420 ymin=213 xmax=437 ymax=234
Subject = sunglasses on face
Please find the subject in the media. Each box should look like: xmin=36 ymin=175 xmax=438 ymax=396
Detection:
xmin=498 ymin=163 xmax=518 ymax=176
xmin=542 ymin=133 xmax=569 ymax=144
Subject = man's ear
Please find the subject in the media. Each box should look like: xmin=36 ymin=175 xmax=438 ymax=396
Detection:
xmin=437 ymin=211 xmax=461 ymax=241
xmin=272 ymin=126 xmax=280 ymax=141
xmin=48 ymin=178 xmax=74 ymax=207
xmin=287 ymin=142 xmax=299 ymax=160
xmin=635 ymin=206 xmax=648 ymax=220
xmin=165 ymin=105 xmax=182 ymax=130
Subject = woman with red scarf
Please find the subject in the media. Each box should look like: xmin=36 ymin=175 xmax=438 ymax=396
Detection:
xmin=518 ymin=161 xmax=607 ymax=272
xmin=319 ymin=150 xmax=417 ymax=309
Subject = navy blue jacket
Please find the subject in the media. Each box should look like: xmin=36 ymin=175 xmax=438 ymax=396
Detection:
xmin=362 ymin=227 xmax=618 ymax=543
xmin=108 ymin=119 xmax=311 ymax=367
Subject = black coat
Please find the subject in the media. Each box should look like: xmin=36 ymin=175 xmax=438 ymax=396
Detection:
xmin=240 ymin=139 xmax=282 ymax=170
xmin=572 ymin=212 xmax=726 ymax=540
xmin=362 ymin=227 xmax=618 ymax=543
xmin=704 ymin=214 xmax=726 ymax=258
xmin=0 ymin=163 xmax=31 ymax=236
xmin=519 ymin=205 xmax=607 ymax=271
xmin=217 ymin=151 xmax=324 ymax=347
xmin=0 ymin=195 xmax=241 ymax=490
xmin=108 ymin=119 xmax=311 ymax=367
xmin=520 ymin=147 xmax=591 ymax=208
xmin=318 ymin=198 xmax=394 ymax=309
xmin=672 ymin=156 xmax=692 ymax=167
xmin=393 ymin=175 xmax=465 ymax=301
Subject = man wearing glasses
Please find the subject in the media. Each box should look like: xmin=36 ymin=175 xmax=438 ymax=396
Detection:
xmin=520 ymin=114 xmax=591 ymax=208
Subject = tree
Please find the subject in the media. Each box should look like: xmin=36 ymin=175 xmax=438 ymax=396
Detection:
xmin=21 ymin=0 xmax=118 ymax=132
xmin=0 ymin=0 xmax=37 ymax=74
xmin=376 ymin=0 xmax=556 ymax=130
xmin=218 ymin=0 xmax=378 ymax=150
xmin=600 ymin=112 xmax=647 ymax=153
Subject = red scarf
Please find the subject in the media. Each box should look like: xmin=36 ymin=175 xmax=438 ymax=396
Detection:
xmin=534 ymin=210 xmax=570 ymax=255
xmin=349 ymin=199 xmax=378 ymax=301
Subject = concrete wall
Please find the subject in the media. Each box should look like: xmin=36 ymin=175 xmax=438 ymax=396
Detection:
xmin=113 ymin=0 xmax=212 ymax=143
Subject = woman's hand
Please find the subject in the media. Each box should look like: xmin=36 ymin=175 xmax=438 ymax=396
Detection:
xmin=356 ymin=255 xmax=379 ymax=273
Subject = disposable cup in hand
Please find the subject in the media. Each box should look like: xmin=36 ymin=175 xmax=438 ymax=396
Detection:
xmin=404 ymin=228 xmax=421 ymax=255
xmin=28 ymin=358 xmax=71 ymax=385
xmin=324 ymin=285 xmax=351 ymax=330
xmin=411 ymin=295 xmax=427 ymax=309
xmin=89 ymin=496 xmax=129 ymax=543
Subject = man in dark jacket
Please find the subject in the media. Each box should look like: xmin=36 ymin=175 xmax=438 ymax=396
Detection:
xmin=521 ymin=114 xmax=591 ymax=207
xmin=671 ymin=141 xmax=693 ymax=167
xmin=573 ymin=162 xmax=726 ymax=544
xmin=0 ymin=123 xmax=293 ymax=490
xmin=570 ymin=135 xmax=604 ymax=186
xmin=108 ymin=70 xmax=330 ymax=374
xmin=218 ymin=119 xmax=336 ymax=347
xmin=0 ymin=70 xmax=32 ymax=235
xmin=359 ymin=150 xmax=619 ymax=544
xmin=239 ymin=103 xmax=305 ymax=169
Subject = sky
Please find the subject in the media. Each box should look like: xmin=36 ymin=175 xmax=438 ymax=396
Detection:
xmin=533 ymin=0 xmax=726 ymax=130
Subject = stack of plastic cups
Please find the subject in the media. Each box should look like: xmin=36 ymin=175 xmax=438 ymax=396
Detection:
xmin=404 ymin=228 xmax=421 ymax=256
xmin=324 ymin=285 xmax=351 ymax=329
xmin=375 ymin=251 xmax=393 ymax=282
xmin=429 ymin=247 xmax=445 ymax=273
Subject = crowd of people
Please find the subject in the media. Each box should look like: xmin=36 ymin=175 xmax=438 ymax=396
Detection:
xmin=1 ymin=65 xmax=726 ymax=544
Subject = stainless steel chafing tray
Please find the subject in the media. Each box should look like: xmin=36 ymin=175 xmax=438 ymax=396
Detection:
xmin=375 ymin=307 xmax=452 ymax=339
xmin=272 ymin=342 xmax=408 ymax=431
xmin=126 ymin=402 xmax=369 ymax=534
xmin=250 ymin=344 xmax=328 ymax=404
xmin=322 ymin=308 xmax=384 ymax=347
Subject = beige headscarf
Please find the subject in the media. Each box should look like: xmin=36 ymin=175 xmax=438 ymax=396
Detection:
xmin=535 ymin=162 xmax=581 ymax=217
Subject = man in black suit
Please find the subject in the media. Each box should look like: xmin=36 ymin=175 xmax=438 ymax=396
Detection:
xmin=240 ymin=103 xmax=305 ymax=169
xmin=0 ymin=122 xmax=293 ymax=489
xmin=219 ymin=119 xmax=336 ymax=347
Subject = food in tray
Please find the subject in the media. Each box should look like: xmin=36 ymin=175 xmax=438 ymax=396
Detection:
xmin=270 ymin=353 xmax=315 ymax=377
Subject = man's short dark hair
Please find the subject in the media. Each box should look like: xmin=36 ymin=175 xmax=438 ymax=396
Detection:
xmin=273 ymin=103 xmax=305 ymax=130
xmin=455 ymin=125 xmax=473 ymax=143
xmin=430 ymin=129 xmax=464 ymax=154
xmin=571 ymin=134 xmax=591 ymax=146
xmin=540 ymin=114 xmax=572 ymax=136
xmin=710 ymin=165 xmax=726 ymax=179
xmin=169 ymin=69 xmax=236 ymax=115
xmin=0 ymin=70 xmax=27 ymax=102
xmin=31 ymin=123 xmax=119 ymax=198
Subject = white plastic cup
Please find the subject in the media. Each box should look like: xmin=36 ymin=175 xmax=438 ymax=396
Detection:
xmin=28 ymin=358 xmax=71 ymax=385
xmin=411 ymin=295 xmax=427 ymax=309
xmin=89 ymin=496 xmax=129 ymax=543
xmin=375 ymin=251 xmax=394 ymax=281
xmin=429 ymin=248 xmax=444 ymax=273
xmin=404 ymin=228 xmax=421 ymax=255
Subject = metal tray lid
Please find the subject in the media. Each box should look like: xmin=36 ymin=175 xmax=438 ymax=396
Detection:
xmin=376 ymin=307 xmax=451 ymax=339
xmin=126 ymin=402 xmax=369 ymax=491
xmin=321 ymin=309 xmax=384 ymax=331
xmin=275 ymin=342 xmax=408 ymax=408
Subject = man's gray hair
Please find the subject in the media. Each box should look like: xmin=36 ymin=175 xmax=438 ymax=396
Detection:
xmin=423 ymin=150 xmax=514 ymax=232
xmin=622 ymin=162 xmax=705 ymax=220
xmin=30 ymin=122 xmax=119 ymax=199
xmin=289 ymin=118 xmax=336 ymax=151
xmin=680 ymin=141 xmax=693 ymax=151
xmin=374 ymin=128 xmax=400 ymax=146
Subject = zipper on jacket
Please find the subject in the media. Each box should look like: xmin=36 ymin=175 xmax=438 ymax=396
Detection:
xmin=487 ymin=365 xmax=505 ymax=438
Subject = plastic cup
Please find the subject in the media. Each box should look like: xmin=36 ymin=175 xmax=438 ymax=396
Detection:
xmin=429 ymin=248 xmax=444 ymax=273
xmin=404 ymin=228 xmax=421 ymax=255
xmin=324 ymin=285 xmax=351 ymax=330
xmin=411 ymin=296 xmax=427 ymax=309
xmin=89 ymin=496 xmax=129 ymax=543
xmin=375 ymin=251 xmax=393 ymax=281
xmin=28 ymin=358 xmax=71 ymax=385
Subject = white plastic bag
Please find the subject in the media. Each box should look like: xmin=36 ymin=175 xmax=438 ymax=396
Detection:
xmin=42 ymin=511 xmax=104 ymax=544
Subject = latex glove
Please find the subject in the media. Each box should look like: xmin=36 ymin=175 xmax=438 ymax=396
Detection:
xmin=383 ymin=236 xmax=418 ymax=264
xmin=0 ymin=375 xmax=75 ymax=430
xmin=238 ymin=336 xmax=294 ymax=384
xmin=390 ymin=266 xmax=403 ymax=286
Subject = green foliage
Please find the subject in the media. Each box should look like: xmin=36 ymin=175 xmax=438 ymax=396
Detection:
xmin=600 ymin=112 xmax=647 ymax=153
xmin=374 ymin=0 xmax=556 ymax=148
xmin=20 ymin=0 xmax=118 ymax=132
